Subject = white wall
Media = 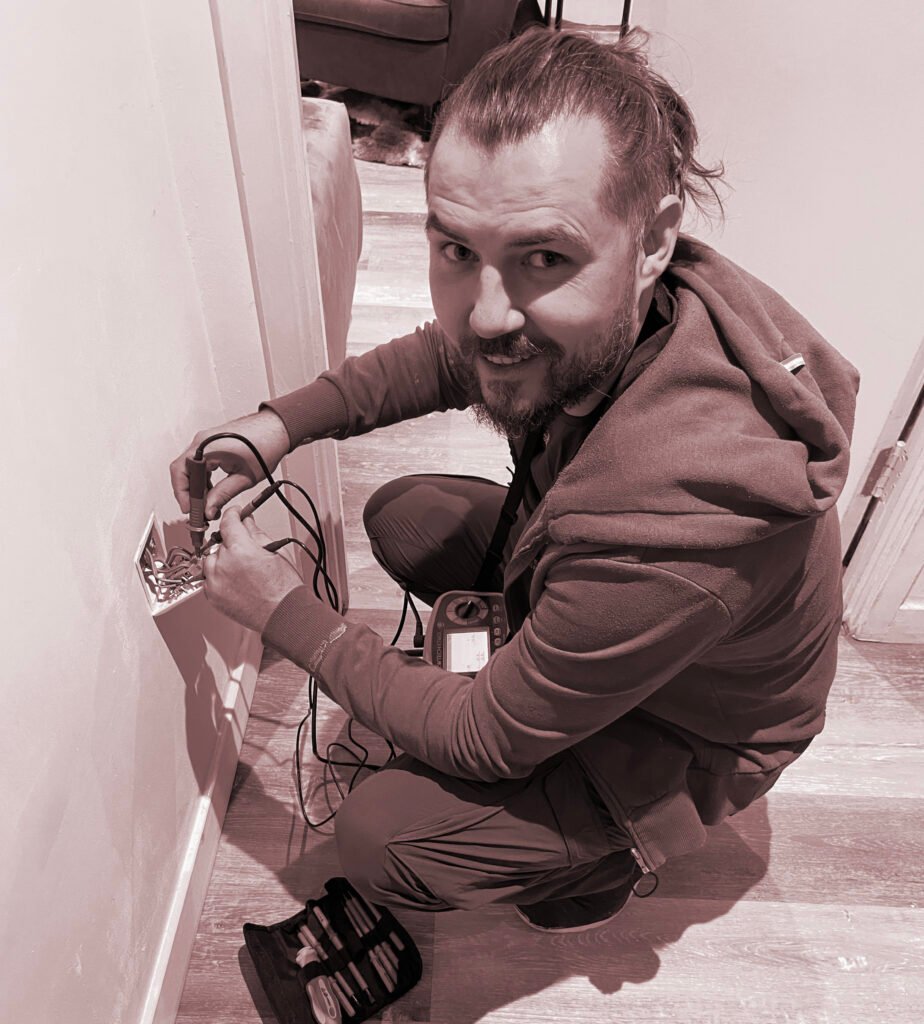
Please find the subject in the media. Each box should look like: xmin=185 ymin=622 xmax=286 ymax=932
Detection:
xmin=0 ymin=2 xmax=270 ymax=1020
xmin=565 ymin=0 xmax=630 ymax=25
xmin=572 ymin=0 xmax=924 ymax=517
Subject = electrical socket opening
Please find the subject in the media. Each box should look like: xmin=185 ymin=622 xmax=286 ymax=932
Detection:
xmin=135 ymin=513 xmax=204 ymax=616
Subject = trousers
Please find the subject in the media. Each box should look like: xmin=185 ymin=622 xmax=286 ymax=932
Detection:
xmin=333 ymin=474 xmax=636 ymax=912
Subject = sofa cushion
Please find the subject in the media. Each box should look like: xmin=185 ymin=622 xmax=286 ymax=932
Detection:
xmin=293 ymin=0 xmax=449 ymax=44
xmin=301 ymin=98 xmax=363 ymax=369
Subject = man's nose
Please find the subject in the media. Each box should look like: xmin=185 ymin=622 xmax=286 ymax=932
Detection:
xmin=469 ymin=267 xmax=525 ymax=339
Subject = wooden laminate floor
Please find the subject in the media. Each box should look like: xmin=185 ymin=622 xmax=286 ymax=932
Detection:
xmin=175 ymin=161 xmax=924 ymax=1023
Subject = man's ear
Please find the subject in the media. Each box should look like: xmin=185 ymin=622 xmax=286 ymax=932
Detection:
xmin=639 ymin=195 xmax=683 ymax=288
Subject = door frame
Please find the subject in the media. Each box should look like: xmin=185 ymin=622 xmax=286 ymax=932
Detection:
xmin=207 ymin=0 xmax=349 ymax=605
xmin=842 ymin=336 xmax=924 ymax=640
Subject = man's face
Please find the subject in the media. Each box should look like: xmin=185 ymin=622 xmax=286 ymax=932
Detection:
xmin=426 ymin=114 xmax=644 ymax=437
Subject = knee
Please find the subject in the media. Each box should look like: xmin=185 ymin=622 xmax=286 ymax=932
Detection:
xmin=335 ymin=773 xmax=449 ymax=910
xmin=362 ymin=476 xmax=413 ymax=536
xmin=336 ymin=766 xmax=488 ymax=911
xmin=334 ymin=780 xmax=394 ymax=904
xmin=361 ymin=477 xmax=419 ymax=590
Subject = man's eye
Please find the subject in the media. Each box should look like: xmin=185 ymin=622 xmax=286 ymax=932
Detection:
xmin=443 ymin=243 xmax=475 ymax=263
xmin=527 ymin=251 xmax=567 ymax=269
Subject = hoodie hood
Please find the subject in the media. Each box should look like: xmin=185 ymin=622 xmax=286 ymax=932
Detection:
xmin=510 ymin=236 xmax=860 ymax=561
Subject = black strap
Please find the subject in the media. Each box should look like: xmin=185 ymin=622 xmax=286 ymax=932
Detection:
xmin=473 ymin=429 xmax=544 ymax=591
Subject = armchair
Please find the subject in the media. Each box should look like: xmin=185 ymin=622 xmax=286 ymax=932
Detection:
xmin=292 ymin=0 xmax=522 ymax=108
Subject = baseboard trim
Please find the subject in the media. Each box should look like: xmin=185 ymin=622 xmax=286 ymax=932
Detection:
xmin=141 ymin=628 xmax=264 ymax=1024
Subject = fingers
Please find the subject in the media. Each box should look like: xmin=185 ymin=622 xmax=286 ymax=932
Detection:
xmin=200 ymin=547 xmax=218 ymax=579
xmin=243 ymin=516 xmax=272 ymax=545
xmin=216 ymin=505 xmax=266 ymax=550
xmin=205 ymin=473 xmax=256 ymax=520
xmin=169 ymin=439 xmax=219 ymax=516
xmin=217 ymin=505 xmax=245 ymax=546
xmin=171 ymin=425 xmax=264 ymax=517
xmin=170 ymin=433 xmax=218 ymax=514
xmin=169 ymin=452 xmax=192 ymax=514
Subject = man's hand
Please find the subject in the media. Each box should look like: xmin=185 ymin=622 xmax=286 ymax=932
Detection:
xmin=201 ymin=506 xmax=304 ymax=633
xmin=169 ymin=410 xmax=291 ymax=521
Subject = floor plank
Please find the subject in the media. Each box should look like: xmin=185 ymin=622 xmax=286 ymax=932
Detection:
xmin=353 ymin=271 xmax=433 ymax=310
xmin=347 ymin=304 xmax=436 ymax=354
xmin=175 ymin=628 xmax=924 ymax=1024
xmin=427 ymin=898 xmax=924 ymax=1024
xmin=351 ymin=162 xmax=426 ymax=214
xmin=175 ymin=156 xmax=924 ymax=1024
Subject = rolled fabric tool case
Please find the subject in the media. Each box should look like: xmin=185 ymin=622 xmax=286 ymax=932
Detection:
xmin=243 ymin=876 xmax=422 ymax=1024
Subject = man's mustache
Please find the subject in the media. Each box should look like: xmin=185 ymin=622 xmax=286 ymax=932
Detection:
xmin=462 ymin=331 xmax=551 ymax=360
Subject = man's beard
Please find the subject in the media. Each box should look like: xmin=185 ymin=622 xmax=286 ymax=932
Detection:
xmin=451 ymin=285 xmax=638 ymax=439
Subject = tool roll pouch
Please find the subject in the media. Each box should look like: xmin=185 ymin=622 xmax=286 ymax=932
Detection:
xmin=243 ymin=876 xmax=423 ymax=1024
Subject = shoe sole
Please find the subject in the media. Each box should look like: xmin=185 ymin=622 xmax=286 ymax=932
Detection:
xmin=512 ymin=895 xmax=632 ymax=934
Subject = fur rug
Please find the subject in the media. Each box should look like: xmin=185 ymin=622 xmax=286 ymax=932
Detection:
xmin=301 ymin=81 xmax=431 ymax=168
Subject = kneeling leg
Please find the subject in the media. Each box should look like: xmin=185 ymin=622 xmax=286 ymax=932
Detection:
xmin=334 ymin=752 xmax=635 ymax=913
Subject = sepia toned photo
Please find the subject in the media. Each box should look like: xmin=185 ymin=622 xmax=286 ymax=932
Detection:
xmin=2 ymin=2 xmax=921 ymax=1022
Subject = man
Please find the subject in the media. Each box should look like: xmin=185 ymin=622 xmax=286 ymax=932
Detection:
xmin=171 ymin=28 xmax=859 ymax=932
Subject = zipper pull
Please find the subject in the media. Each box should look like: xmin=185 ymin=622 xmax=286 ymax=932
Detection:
xmin=630 ymin=847 xmax=650 ymax=872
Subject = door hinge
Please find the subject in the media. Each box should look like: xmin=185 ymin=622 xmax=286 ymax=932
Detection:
xmin=871 ymin=440 xmax=908 ymax=500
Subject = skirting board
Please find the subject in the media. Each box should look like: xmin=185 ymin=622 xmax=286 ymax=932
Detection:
xmin=141 ymin=627 xmax=264 ymax=1024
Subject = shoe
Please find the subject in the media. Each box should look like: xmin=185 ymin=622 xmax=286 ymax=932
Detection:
xmin=514 ymin=865 xmax=649 ymax=933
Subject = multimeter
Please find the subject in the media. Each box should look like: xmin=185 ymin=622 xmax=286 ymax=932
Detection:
xmin=423 ymin=591 xmax=509 ymax=677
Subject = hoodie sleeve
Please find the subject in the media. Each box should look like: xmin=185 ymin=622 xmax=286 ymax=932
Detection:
xmin=261 ymin=321 xmax=472 ymax=447
xmin=262 ymin=552 xmax=731 ymax=782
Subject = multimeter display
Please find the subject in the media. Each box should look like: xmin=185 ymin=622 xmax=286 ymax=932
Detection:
xmin=423 ymin=591 xmax=509 ymax=677
xmin=446 ymin=628 xmax=491 ymax=673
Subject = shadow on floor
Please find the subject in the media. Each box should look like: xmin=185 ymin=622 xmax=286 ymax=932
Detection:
xmin=222 ymin=701 xmax=772 ymax=1022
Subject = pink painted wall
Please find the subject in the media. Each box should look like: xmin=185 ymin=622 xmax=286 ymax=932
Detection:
xmin=0 ymin=1 xmax=270 ymax=1019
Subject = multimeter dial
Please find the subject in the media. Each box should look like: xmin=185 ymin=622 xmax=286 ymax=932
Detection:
xmin=446 ymin=596 xmax=488 ymax=624
xmin=423 ymin=591 xmax=509 ymax=677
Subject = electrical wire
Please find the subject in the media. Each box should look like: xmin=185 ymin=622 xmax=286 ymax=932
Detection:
xmin=194 ymin=432 xmax=417 ymax=829
xmin=140 ymin=544 xmax=203 ymax=603
xmin=273 ymin=479 xmax=339 ymax=608
xmin=194 ymin=431 xmax=341 ymax=607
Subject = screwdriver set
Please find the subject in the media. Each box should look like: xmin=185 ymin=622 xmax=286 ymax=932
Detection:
xmin=243 ymin=876 xmax=422 ymax=1023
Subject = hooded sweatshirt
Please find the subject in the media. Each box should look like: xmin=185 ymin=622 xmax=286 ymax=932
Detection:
xmin=262 ymin=237 xmax=860 ymax=870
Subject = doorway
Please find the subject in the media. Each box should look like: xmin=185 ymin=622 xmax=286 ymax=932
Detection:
xmin=842 ymin=340 xmax=924 ymax=642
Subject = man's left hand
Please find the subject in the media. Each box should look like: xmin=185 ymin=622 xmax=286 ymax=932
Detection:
xmin=200 ymin=505 xmax=304 ymax=633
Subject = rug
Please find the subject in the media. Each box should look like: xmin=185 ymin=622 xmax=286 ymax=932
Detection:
xmin=301 ymin=80 xmax=431 ymax=169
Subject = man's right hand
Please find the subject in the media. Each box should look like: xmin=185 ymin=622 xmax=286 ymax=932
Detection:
xmin=169 ymin=410 xmax=292 ymax=521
